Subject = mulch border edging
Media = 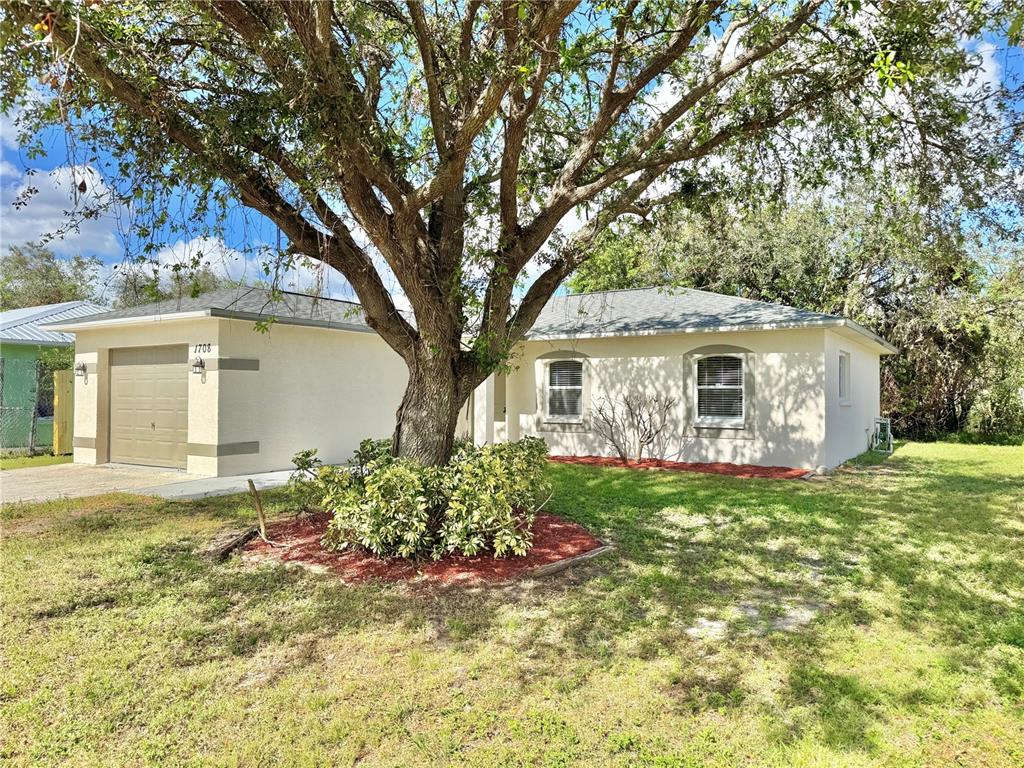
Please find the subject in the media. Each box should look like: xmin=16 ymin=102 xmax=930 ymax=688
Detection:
xmin=209 ymin=516 xmax=611 ymax=584
xmin=548 ymin=455 xmax=809 ymax=480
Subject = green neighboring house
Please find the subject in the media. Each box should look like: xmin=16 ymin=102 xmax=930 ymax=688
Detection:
xmin=0 ymin=301 xmax=106 ymax=451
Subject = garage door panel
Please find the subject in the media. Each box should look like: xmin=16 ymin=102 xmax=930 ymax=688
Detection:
xmin=109 ymin=345 xmax=188 ymax=469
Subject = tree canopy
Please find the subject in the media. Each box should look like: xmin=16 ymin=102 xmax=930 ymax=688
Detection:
xmin=109 ymin=262 xmax=238 ymax=308
xmin=0 ymin=243 xmax=100 ymax=311
xmin=2 ymin=0 xmax=1020 ymax=461
xmin=568 ymin=190 xmax=1024 ymax=439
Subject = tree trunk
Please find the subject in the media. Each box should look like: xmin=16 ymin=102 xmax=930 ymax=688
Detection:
xmin=392 ymin=348 xmax=473 ymax=467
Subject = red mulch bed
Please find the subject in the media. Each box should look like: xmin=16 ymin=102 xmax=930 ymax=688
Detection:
xmin=241 ymin=512 xmax=604 ymax=585
xmin=549 ymin=455 xmax=809 ymax=480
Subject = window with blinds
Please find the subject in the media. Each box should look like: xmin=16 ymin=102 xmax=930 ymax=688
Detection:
xmin=696 ymin=355 xmax=744 ymax=423
xmin=548 ymin=360 xmax=584 ymax=418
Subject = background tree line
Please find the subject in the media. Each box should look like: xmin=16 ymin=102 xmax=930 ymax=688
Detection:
xmin=568 ymin=188 xmax=1024 ymax=441
xmin=0 ymin=243 xmax=238 ymax=376
xmin=0 ymin=242 xmax=236 ymax=313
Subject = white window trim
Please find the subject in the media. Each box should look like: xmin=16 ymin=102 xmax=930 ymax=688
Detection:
xmin=839 ymin=350 xmax=852 ymax=406
xmin=694 ymin=353 xmax=745 ymax=428
xmin=545 ymin=359 xmax=585 ymax=423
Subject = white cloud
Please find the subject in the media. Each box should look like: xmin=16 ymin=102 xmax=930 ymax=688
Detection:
xmin=0 ymin=159 xmax=19 ymax=178
xmin=954 ymin=38 xmax=1003 ymax=102
xmin=701 ymin=26 xmax=743 ymax=68
xmin=646 ymin=80 xmax=679 ymax=115
xmin=0 ymin=164 xmax=122 ymax=256
xmin=109 ymin=235 xmax=412 ymax=310
xmin=0 ymin=89 xmax=48 ymax=151
xmin=973 ymin=40 xmax=1002 ymax=94
xmin=142 ymin=235 xmax=352 ymax=298
xmin=0 ymin=110 xmax=23 ymax=151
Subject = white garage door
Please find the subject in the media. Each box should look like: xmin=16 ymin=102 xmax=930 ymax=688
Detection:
xmin=109 ymin=345 xmax=189 ymax=469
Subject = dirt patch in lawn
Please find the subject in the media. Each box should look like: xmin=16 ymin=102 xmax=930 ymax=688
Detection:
xmin=549 ymin=455 xmax=809 ymax=479
xmin=240 ymin=512 xmax=605 ymax=584
xmin=2 ymin=494 xmax=161 ymax=536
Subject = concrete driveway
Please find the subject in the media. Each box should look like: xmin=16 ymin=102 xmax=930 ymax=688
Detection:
xmin=0 ymin=463 xmax=201 ymax=504
xmin=0 ymin=463 xmax=294 ymax=505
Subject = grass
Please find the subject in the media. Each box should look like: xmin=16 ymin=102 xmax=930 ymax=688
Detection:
xmin=1 ymin=442 xmax=1022 ymax=767
xmin=0 ymin=452 xmax=72 ymax=470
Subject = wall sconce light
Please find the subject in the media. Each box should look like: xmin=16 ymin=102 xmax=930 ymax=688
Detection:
xmin=74 ymin=362 xmax=87 ymax=377
xmin=191 ymin=357 xmax=206 ymax=375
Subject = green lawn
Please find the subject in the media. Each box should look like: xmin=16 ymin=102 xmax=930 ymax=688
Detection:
xmin=0 ymin=453 xmax=72 ymax=471
xmin=2 ymin=442 xmax=1022 ymax=767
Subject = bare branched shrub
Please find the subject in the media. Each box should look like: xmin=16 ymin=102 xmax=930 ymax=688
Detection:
xmin=593 ymin=397 xmax=630 ymax=462
xmin=593 ymin=393 xmax=679 ymax=462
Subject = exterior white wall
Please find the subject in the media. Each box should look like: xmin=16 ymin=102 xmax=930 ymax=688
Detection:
xmin=823 ymin=329 xmax=881 ymax=467
xmin=71 ymin=318 xmax=221 ymax=476
xmin=71 ymin=317 xmax=408 ymax=477
xmin=487 ymin=328 xmax=830 ymax=470
xmin=214 ymin=319 xmax=407 ymax=474
xmin=472 ymin=374 xmax=494 ymax=445
xmin=71 ymin=313 xmax=883 ymax=477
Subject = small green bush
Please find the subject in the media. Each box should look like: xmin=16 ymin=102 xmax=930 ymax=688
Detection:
xmin=288 ymin=449 xmax=322 ymax=512
xmin=439 ymin=438 xmax=549 ymax=557
xmin=324 ymin=459 xmax=439 ymax=557
xmin=298 ymin=437 xmax=551 ymax=560
xmin=351 ymin=438 xmax=394 ymax=478
xmin=288 ymin=448 xmax=359 ymax=516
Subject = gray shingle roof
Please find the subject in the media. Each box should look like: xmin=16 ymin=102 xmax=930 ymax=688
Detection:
xmin=45 ymin=287 xmax=373 ymax=333
xmin=526 ymin=287 xmax=847 ymax=338
xmin=0 ymin=300 xmax=109 ymax=345
xmin=46 ymin=284 xmax=894 ymax=352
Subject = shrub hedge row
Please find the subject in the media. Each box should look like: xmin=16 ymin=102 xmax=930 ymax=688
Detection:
xmin=289 ymin=437 xmax=550 ymax=560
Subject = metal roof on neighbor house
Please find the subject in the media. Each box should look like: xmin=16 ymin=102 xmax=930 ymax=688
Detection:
xmin=44 ymin=287 xmax=375 ymax=333
xmin=0 ymin=300 xmax=109 ymax=346
xmin=526 ymin=287 xmax=897 ymax=352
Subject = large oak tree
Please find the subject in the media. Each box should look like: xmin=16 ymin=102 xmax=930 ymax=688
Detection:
xmin=1 ymin=1 xmax=1013 ymax=464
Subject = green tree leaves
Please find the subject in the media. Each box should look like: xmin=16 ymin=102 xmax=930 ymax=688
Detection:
xmin=568 ymin=189 xmax=1023 ymax=438
xmin=0 ymin=244 xmax=100 ymax=311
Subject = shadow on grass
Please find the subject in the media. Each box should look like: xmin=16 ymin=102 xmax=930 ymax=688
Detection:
xmin=519 ymin=449 xmax=1023 ymax=745
xmin=10 ymin=444 xmax=1023 ymax=753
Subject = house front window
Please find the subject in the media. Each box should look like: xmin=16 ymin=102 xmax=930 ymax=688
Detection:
xmin=839 ymin=350 xmax=851 ymax=404
xmin=696 ymin=355 xmax=744 ymax=426
xmin=547 ymin=360 xmax=584 ymax=420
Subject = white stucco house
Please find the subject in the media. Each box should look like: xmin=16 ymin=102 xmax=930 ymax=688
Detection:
xmin=46 ymin=285 xmax=894 ymax=477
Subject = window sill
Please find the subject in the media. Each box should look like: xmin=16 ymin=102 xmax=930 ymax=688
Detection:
xmin=544 ymin=416 xmax=584 ymax=425
xmin=538 ymin=416 xmax=589 ymax=434
xmin=839 ymin=400 xmax=853 ymax=407
xmin=694 ymin=420 xmax=745 ymax=430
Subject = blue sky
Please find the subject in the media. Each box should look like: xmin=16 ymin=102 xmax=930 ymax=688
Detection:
xmin=1 ymin=30 xmax=1020 ymax=309
xmin=0 ymin=113 xmax=361 ymax=305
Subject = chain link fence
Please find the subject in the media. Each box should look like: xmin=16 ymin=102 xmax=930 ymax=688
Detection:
xmin=0 ymin=357 xmax=55 ymax=454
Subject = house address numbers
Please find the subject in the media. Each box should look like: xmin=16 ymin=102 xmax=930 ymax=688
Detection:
xmin=193 ymin=343 xmax=212 ymax=354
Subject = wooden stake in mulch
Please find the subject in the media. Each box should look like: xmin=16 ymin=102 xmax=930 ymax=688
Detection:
xmin=248 ymin=479 xmax=280 ymax=547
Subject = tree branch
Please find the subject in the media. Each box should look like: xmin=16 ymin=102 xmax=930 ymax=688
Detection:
xmin=45 ymin=8 xmax=417 ymax=355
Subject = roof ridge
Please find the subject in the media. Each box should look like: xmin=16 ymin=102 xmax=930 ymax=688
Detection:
xmin=561 ymin=285 xmax=693 ymax=298
xmin=272 ymin=288 xmax=361 ymax=306
xmin=154 ymin=284 xmax=363 ymax=309
xmin=42 ymin=286 xmax=380 ymax=333
xmin=561 ymin=283 xmax=842 ymax=318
